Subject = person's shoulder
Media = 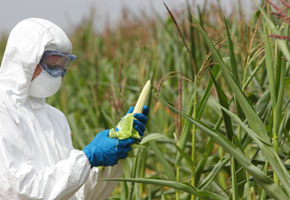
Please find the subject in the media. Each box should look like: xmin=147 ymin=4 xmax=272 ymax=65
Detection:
xmin=0 ymin=99 xmax=5 ymax=109
xmin=0 ymin=100 xmax=8 ymax=115
xmin=45 ymin=104 xmax=67 ymax=121
xmin=0 ymin=96 xmax=12 ymax=116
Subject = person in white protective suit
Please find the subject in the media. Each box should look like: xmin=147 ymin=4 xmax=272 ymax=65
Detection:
xmin=0 ymin=18 xmax=148 ymax=200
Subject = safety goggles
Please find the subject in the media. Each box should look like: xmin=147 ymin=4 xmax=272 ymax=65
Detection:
xmin=40 ymin=50 xmax=76 ymax=77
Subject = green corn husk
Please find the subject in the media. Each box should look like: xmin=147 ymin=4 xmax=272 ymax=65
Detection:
xmin=109 ymin=80 xmax=151 ymax=139
xmin=109 ymin=114 xmax=140 ymax=139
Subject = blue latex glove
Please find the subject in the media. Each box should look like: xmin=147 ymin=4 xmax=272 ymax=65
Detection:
xmin=126 ymin=105 xmax=149 ymax=137
xmin=83 ymin=106 xmax=149 ymax=167
xmin=83 ymin=129 xmax=135 ymax=167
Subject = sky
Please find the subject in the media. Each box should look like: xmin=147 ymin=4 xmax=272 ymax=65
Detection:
xmin=0 ymin=0 xmax=255 ymax=36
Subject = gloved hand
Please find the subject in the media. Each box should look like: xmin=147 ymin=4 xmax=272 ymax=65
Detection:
xmin=83 ymin=106 xmax=149 ymax=167
xmin=128 ymin=105 xmax=149 ymax=137
xmin=83 ymin=129 xmax=135 ymax=167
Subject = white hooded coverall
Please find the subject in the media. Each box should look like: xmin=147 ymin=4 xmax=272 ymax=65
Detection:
xmin=0 ymin=18 xmax=121 ymax=200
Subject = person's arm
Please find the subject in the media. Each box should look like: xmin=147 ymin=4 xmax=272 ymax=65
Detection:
xmin=0 ymin=109 xmax=91 ymax=200
xmin=75 ymin=164 xmax=123 ymax=200
xmin=64 ymin=126 xmax=124 ymax=200
xmin=74 ymin=106 xmax=149 ymax=199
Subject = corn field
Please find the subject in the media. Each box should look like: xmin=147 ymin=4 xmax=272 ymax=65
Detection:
xmin=0 ymin=1 xmax=289 ymax=199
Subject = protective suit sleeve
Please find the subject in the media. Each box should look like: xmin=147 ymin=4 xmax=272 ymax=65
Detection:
xmin=63 ymin=126 xmax=124 ymax=199
xmin=74 ymin=164 xmax=123 ymax=200
xmin=0 ymin=108 xmax=91 ymax=200
xmin=73 ymin=106 xmax=149 ymax=199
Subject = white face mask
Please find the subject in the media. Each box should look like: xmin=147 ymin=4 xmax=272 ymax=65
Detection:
xmin=28 ymin=69 xmax=62 ymax=98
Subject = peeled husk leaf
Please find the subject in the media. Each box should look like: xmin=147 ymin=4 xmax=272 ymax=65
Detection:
xmin=109 ymin=114 xmax=140 ymax=139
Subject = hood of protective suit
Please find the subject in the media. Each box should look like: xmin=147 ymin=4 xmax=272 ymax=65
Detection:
xmin=0 ymin=18 xmax=72 ymax=107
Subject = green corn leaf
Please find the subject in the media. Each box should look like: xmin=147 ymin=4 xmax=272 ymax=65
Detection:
xmin=210 ymin=71 xmax=234 ymax=140
xmin=242 ymin=56 xmax=265 ymax=91
xmin=194 ymin=138 xmax=213 ymax=186
xmin=263 ymin=19 xmax=276 ymax=107
xmin=101 ymin=178 xmax=227 ymax=200
xmin=195 ymin=18 xmax=271 ymax=144
xmin=150 ymin=141 xmax=176 ymax=180
xmin=140 ymin=133 xmax=169 ymax=145
xmin=175 ymin=90 xmax=194 ymax=167
xmin=224 ymin=17 xmax=239 ymax=84
xmin=195 ymin=15 xmax=290 ymax=195
xmin=161 ymin=99 xmax=289 ymax=200
xmin=174 ymin=143 xmax=194 ymax=167
xmin=216 ymin=103 xmax=290 ymax=195
xmin=210 ymin=71 xmax=240 ymax=198
xmin=256 ymin=1 xmax=290 ymax=61
xmin=197 ymin=67 xmax=220 ymax=119
xmin=224 ymin=17 xmax=244 ymax=121
xmin=198 ymin=155 xmax=230 ymax=190
xmin=176 ymin=68 xmax=220 ymax=167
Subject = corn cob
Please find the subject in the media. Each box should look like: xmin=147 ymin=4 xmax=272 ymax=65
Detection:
xmin=109 ymin=80 xmax=151 ymax=139
xmin=133 ymin=80 xmax=151 ymax=114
